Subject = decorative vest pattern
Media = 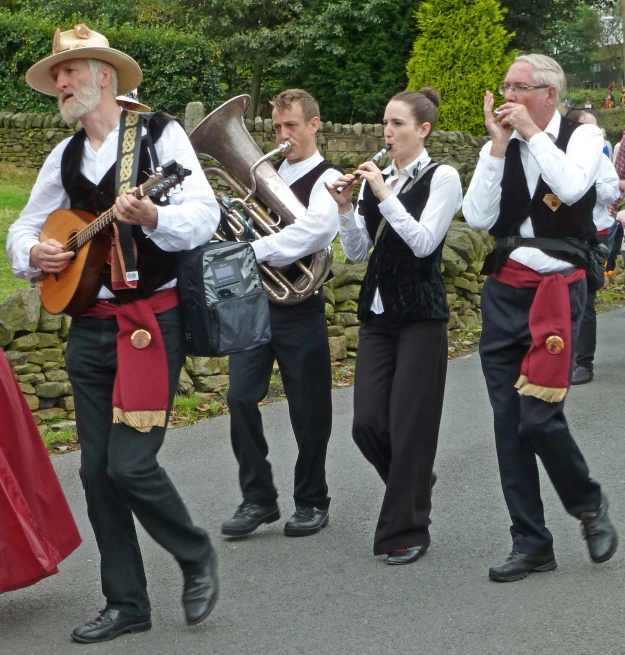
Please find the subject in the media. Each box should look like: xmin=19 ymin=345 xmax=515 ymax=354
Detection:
xmin=275 ymin=158 xmax=342 ymax=283
xmin=60 ymin=113 xmax=178 ymax=300
xmin=358 ymin=163 xmax=450 ymax=325
xmin=482 ymin=118 xmax=597 ymax=274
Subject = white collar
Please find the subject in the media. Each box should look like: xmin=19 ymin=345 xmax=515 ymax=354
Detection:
xmin=382 ymin=149 xmax=430 ymax=179
xmin=278 ymin=149 xmax=323 ymax=172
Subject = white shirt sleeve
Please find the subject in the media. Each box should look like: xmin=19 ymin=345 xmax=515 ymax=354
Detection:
xmin=527 ymin=123 xmax=604 ymax=205
xmin=596 ymin=156 xmax=620 ymax=207
xmin=251 ymin=167 xmax=341 ymax=267
xmin=143 ymin=120 xmax=221 ymax=251
xmin=337 ymin=182 xmax=372 ymax=262
xmin=462 ymin=140 xmax=505 ymax=230
xmin=7 ymin=138 xmax=72 ymax=279
xmin=377 ymin=165 xmax=462 ymax=256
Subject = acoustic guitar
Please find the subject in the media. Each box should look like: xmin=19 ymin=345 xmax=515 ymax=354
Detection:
xmin=38 ymin=160 xmax=191 ymax=317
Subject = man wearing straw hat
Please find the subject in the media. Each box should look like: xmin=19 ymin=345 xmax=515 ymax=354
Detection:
xmin=7 ymin=24 xmax=221 ymax=643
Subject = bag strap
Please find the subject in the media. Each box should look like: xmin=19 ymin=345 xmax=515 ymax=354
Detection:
xmin=374 ymin=161 xmax=438 ymax=245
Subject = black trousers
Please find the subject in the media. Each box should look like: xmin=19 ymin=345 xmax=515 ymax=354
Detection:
xmin=65 ymin=306 xmax=211 ymax=616
xmin=575 ymin=277 xmax=597 ymax=371
xmin=227 ymin=292 xmax=332 ymax=509
xmin=479 ymin=276 xmax=602 ymax=556
xmin=352 ymin=316 xmax=447 ymax=555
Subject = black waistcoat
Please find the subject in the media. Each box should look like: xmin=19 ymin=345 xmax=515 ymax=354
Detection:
xmin=482 ymin=118 xmax=597 ymax=274
xmin=358 ymin=163 xmax=449 ymax=325
xmin=60 ymin=112 xmax=178 ymax=300
xmin=275 ymin=158 xmax=343 ymax=283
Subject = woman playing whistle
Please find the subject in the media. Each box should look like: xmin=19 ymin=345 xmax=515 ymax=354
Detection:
xmin=325 ymin=88 xmax=462 ymax=565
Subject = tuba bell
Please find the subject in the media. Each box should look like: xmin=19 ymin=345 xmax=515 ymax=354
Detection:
xmin=189 ymin=94 xmax=333 ymax=305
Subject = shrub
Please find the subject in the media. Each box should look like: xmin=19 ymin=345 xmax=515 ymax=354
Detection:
xmin=0 ymin=9 xmax=223 ymax=117
xmin=406 ymin=0 xmax=515 ymax=135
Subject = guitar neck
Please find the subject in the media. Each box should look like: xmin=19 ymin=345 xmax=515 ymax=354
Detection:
xmin=67 ymin=187 xmax=143 ymax=250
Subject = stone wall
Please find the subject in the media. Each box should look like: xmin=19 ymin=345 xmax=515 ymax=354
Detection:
xmin=0 ymin=110 xmax=488 ymax=193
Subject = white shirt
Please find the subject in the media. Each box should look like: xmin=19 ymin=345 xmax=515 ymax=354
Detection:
xmin=250 ymin=150 xmax=341 ymax=267
xmin=7 ymin=119 xmax=220 ymax=298
xmin=594 ymin=154 xmax=620 ymax=231
xmin=462 ymin=111 xmax=604 ymax=274
xmin=337 ymin=149 xmax=463 ymax=313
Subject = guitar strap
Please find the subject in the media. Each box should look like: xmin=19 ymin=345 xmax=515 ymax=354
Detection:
xmin=112 ymin=110 xmax=144 ymax=289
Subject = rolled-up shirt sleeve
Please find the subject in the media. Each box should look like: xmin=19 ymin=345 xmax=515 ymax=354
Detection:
xmin=251 ymin=168 xmax=341 ymax=267
xmin=462 ymin=141 xmax=505 ymax=230
xmin=142 ymin=121 xmax=220 ymax=251
xmin=528 ymin=124 xmax=604 ymax=205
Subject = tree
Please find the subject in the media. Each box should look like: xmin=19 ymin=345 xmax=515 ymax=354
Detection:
xmin=406 ymin=0 xmax=515 ymax=135
xmin=500 ymin=0 xmax=614 ymax=54
xmin=542 ymin=4 xmax=603 ymax=81
xmin=284 ymin=0 xmax=420 ymax=123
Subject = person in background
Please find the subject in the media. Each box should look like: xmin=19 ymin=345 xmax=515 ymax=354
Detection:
xmin=565 ymin=109 xmax=620 ymax=385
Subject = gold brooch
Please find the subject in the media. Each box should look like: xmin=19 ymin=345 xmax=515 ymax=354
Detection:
xmin=131 ymin=329 xmax=152 ymax=350
xmin=543 ymin=193 xmax=562 ymax=212
xmin=545 ymin=335 xmax=565 ymax=354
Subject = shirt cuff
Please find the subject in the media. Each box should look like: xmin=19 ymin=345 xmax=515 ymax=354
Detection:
xmin=378 ymin=194 xmax=406 ymax=222
xmin=251 ymin=238 xmax=271 ymax=263
xmin=482 ymin=152 xmax=506 ymax=181
xmin=338 ymin=206 xmax=356 ymax=229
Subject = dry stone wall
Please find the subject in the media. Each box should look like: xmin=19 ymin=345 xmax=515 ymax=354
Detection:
xmin=3 ymin=108 xmax=622 ymax=413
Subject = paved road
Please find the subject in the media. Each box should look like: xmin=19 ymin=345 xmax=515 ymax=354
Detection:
xmin=3 ymin=308 xmax=625 ymax=655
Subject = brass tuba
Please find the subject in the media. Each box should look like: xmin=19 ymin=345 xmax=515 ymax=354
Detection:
xmin=189 ymin=94 xmax=333 ymax=305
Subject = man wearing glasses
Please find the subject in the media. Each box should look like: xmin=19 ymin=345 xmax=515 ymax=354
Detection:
xmin=463 ymin=54 xmax=618 ymax=582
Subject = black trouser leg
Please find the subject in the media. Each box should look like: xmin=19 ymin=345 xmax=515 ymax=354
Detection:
xmin=479 ymin=276 xmax=602 ymax=556
xmin=227 ymin=294 xmax=332 ymax=509
xmin=353 ymin=318 xmax=447 ymax=555
xmin=66 ymin=307 xmax=211 ymax=615
xmin=575 ymin=278 xmax=597 ymax=371
xmin=272 ymin=294 xmax=332 ymax=509
xmin=227 ymin=342 xmax=278 ymax=506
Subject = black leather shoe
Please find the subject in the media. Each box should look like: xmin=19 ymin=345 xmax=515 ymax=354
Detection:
xmin=221 ymin=501 xmax=280 ymax=537
xmin=572 ymin=366 xmax=593 ymax=385
xmin=387 ymin=545 xmax=428 ymax=565
xmin=488 ymin=551 xmax=557 ymax=582
xmin=71 ymin=608 xmax=151 ymax=644
xmin=284 ymin=506 xmax=329 ymax=536
xmin=182 ymin=549 xmax=219 ymax=626
xmin=431 ymin=471 xmax=437 ymax=489
xmin=580 ymin=495 xmax=618 ymax=563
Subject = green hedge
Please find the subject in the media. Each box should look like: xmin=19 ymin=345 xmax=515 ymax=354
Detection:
xmin=0 ymin=10 xmax=223 ymax=117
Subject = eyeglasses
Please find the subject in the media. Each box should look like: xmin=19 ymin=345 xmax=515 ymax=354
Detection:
xmin=497 ymin=83 xmax=550 ymax=95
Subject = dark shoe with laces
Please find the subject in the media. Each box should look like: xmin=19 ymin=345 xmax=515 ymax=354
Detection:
xmin=221 ymin=501 xmax=280 ymax=537
xmin=572 ymin=366 xmax=593 ymax=385
xmin=284 ymin=506 xmax=329 ymax=536
xmin=387 ymin=545 xmax=428 ymax=565
xmin=488 ymin=551 xmax=557 ymax=582
xmin=71 ymin=608 xmax=152 ymax=644
xmin=182 ymin=549 xmax=219 ymax=626
xmin=580 ymin=494 xmax=618 ymax=563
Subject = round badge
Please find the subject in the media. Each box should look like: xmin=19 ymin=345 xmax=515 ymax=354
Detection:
xmin=131 ymin=329 xmax=152 ymax=350
xmin=545 ymin=335 xmax=565 ymax=355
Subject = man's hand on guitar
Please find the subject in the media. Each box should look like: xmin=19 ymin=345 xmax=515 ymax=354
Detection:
xmin=30 ymin=239 xmax=74 ymax=273
xmin=115 ymin=188 xmax=158 ymax=229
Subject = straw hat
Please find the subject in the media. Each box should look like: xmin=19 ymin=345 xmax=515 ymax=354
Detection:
xmin=26 ymin=24 xmax=142 ymax=97
xmin=116 ymin=89 xmax=151 ymax=113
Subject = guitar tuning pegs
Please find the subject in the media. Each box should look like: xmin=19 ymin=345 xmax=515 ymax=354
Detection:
xmin=155 ymin=166 xmax=163 ymax=174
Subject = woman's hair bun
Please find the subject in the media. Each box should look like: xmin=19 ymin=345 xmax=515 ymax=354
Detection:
xmin=419 ymin=87 xmax=441 ymax=108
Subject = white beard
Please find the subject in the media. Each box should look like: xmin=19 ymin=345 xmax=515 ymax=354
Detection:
xmin=58 ymin=75 xmax=102 ymax=123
